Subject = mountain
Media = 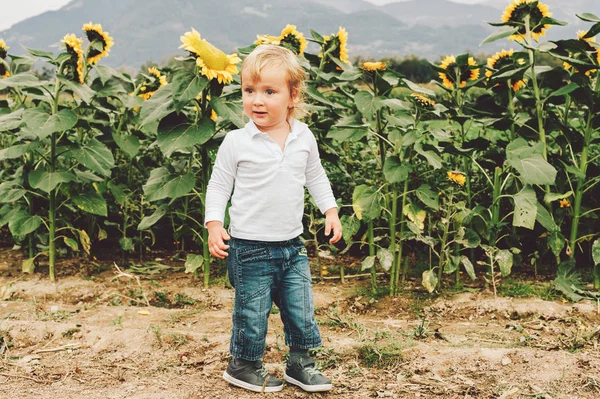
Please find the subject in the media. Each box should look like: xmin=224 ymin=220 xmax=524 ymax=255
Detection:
xmin=1 ymin=0 xmax=599 ymax=70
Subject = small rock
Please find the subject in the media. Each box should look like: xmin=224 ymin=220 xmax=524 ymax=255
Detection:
xmin=501 ymin=356 xmax=512 ymax=366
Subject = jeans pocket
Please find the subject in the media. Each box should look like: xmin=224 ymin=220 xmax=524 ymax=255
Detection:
xmin=238 ymin=246 xmax=270 ymax=264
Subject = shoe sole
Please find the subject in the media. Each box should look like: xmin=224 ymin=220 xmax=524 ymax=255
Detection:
xmin=223 ymin=371 xmax=283 ymax=393
xmin=284 ymin=373 xmax=333 ymax=392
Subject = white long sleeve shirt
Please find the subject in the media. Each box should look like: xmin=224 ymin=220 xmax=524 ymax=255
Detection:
xmin=205 ymin=119 xmax=337 ymax=241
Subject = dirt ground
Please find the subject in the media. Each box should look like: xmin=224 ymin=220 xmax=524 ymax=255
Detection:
xmin=1 ymin=247 xmax=600 ymax=399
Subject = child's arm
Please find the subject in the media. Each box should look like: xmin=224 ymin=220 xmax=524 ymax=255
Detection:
xmin=324 ymin=207 xmax=342 ymax=244
xmin=304 ymin=131 xmax=342 ymax=244
xmin=207 ymin=221 xmax=230 ymax=259
xmin=205 ymin=133 xmax=236 ymax=258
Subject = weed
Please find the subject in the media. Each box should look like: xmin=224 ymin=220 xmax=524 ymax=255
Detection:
xmin=309 ymin=347 xmax=341 ymax=370
xmin=149 ymin=325 xmax=163 ymax=347
xmin=173 ymin=293 xmax=196 ymax=306
xmin=354 ymin=285 xmax=389 ymax=302
xmin=164 ymin=333 xmax=190 ymax=349
xmin=358 ymin=343 xmax=403 ymax=370
xmin=153 ymin=291 xmax=170 ymax=308
xmin=270 ymin=305 xmax=280 ymax=315
xmin=62 ymin=327 xmax=80 ymax=339
xmin=413 ymin=317 xmax=430 ymax=339
xmin=0 ymin=330 xmax=13 ymax=355
xmin=112 ymin=315 xmax=123 ymax=328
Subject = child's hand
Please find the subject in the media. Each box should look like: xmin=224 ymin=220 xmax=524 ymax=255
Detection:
xmin=324 ymin=208 xmax=342 ymax=244
xmin=206 ymin=221 xmax=230 ymax=259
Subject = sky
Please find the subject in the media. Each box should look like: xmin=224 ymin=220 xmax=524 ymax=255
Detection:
xmin=0 ymin=0 xmax=508 ymax=31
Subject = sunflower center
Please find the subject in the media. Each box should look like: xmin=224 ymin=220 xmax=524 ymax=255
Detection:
xmin=281 ymin=33 xmax=301 ymax=53
xmin=0 ymin=64 xmax=7 ymax=76
xmin=511 ymin=4 xmax=546 ymax=34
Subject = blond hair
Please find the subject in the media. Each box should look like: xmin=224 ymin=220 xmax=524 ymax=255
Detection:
xmin=241 ymin=44 xmax=306 ymax=120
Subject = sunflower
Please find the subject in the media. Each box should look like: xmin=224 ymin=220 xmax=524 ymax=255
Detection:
xmin=62 ymin=33 xmax=85 ymax=84
xmin=361 ymin=61 xmax=386 ymax=72
xmin=180 ymin=28 xmax=241 ymax=84
xmin=438 ymin=55 xmax=479 ymax=90
xmin=279 ymin=24 xmax=307 ymax=56
xmin=563 ymin=31 xmax=598 ymax=76
xmin=320 ymin=27 xmax=350 ymax=65
xmin=254 ymin=34 xmax=280 ymax=46
xmin=83 ymin=22 xmax=114 ymax=64
xmin=0 ymin=63 xmax=9 ymax=78
xmin=501 ymin=0 xmax=552 ymax=42
xmin=485 ymin=49 xmax=528 ymax=92
xmin=410 ymin=92 xmax=436 ymax=109
xmin=559 ymin=198 xmax=570 ymax=208
xmin=139 ymin=67 xmax=167 ymax=100
xmin=0 ymin=39 xmax=8 ymax=59
xmin=447 ymin=171 xmax=466 ymax=186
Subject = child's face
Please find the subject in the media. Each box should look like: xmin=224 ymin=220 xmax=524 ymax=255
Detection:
xmin=241 ymin=64 xmax=296 ymax=133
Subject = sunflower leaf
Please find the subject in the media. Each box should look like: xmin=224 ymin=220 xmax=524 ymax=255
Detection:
xmin=172 ymin=70 xmax=208 ymax=112
xmin=140 ymin=84 xmax=174 ymax=128
xmin=577 ymin=13 xmax=600 ymax=23
xmin=480 ymin=26 xmax=519 ymax=46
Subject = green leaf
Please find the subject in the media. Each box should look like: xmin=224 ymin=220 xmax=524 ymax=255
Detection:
xmin=546 ymin=82 xmax=579 ymax=99
xmin=143 ymin=168 xmax=195 ymax=202
xmin=512 ymin=185 xmax=537 ymax=230
xmin=57 ymin=75 xmax=95 ymax=104
xmin=0 ymin=109 xmax=25 ymax=131
xmin=140 ymin=84 xmax=174 ymax=128
xmin=63 ymin=237 xmax=79 ymax=251
xmin=415 ymin=143 xmax=442 ymax=169
xmin=0 ymin=73 xmax=45 ymax=89
xmin=8 ymin=210 xmax=42 ymax=236
xmin=480 ymin=26 xmax=519 ymax=46
xmin=506 ymin=138 xmax=556 ymax=185
xmin=172 ymin=70 xmax=208 ymax=111
xmin=29 ymin=169 xmax=76 ymax=193
xmin=355 ymin=90 xmax=379 ymax=117
xmin=577 ymin=13 xmax=600 ymax=23
xmin=0 ymin=143 xmax=38 ymax=161
xmin=340 ymin=214 xmax=360 ymax=244
xmin=352 ymin=185 xmax=382 ymax=221
xmin=415 ymin=184 xmax=439 ymax=210
xmin=157 ymin=117 xmax=215 ymax=156
xmin=496 ymin=249 xmax=513 ymax=276
xmin=460 ymin=256 xmax=476 ymax=280
xmin=305 ymin=85 xmax=336 ymax=107
xmin=211 ymin=97 xmax=245 ymax=129
xmin=544 ymin=191 xmax=573 ymax=204
xmin=536 ymin=202 xmax=558 ymax=232
xmin=402 ymin=78 xmax=435 ymax=96
xmin=22 ymin=258 xmax=35 ymax=274
xmin=422 ymin=269 xmax=438 ymax=293
xmin=185 ymin=254 xmax=204 ymax=274
xmin=138 ymin=204 xmax=169 ymax=230
xmin=457 ymin=228 xmax=480 ymax=249
xmin=361 ymin=255 xmax=376 ymax=272
xmin=71 ymin=138 xmax=115 ymax=177
xmin=24 ymin=46 xmax=55 ymax=60
xmin=403 ymin=203 xmax=426 ymax=230
xmin=377 ymin=248 xmax=393 ymax=272
xmin=112 ymin=131 xmax=140 ymax=158
xmin=120 ymin=237 xmax=134 ymax=252
xmin=548 ymin=231 xmax=565 ymax=258
xmin=72 ymin=191 xmax=108 ymax=216
xmin=327 ymin=127 xmax=367 ymax=142
xmin=24 ymin=108 xmax=78 ymax=139
xmin=383 ymin=156 xmax=411 ymax=183
xmin=93 ymin=65 xmax=132 ymax=85
xmin=0 ymin=185 xmax=26 ymax=203
xmin=592 ymin=239 xmax=600 ymax=265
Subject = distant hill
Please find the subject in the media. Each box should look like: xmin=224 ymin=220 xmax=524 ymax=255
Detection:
xmin=1 ymin=0 xmax=599 ymax=70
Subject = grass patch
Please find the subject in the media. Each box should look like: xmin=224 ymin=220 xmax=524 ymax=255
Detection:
xmin=358 ymin=342 xmax=404 ymax=370
xmin=498 ymin=278 xmax=558 ymax=301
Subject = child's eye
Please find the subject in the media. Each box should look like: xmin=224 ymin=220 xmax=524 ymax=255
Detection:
xmin=266 ymin=89 xmax=275 ymax=95
xmin=244 ymin=88 xmax=253 ymax=94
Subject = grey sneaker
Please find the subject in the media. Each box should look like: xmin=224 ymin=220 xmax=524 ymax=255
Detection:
xmin=223 ymin=358 xmax=284 ymax=393
xmin=284 ymin=355 xmax=332 ymax=392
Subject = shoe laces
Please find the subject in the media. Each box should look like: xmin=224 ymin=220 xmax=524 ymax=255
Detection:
xmin=304 ymin=365 xmax=321 ymax=376
xmin=256 ymin=365 xmax=269 ymax=379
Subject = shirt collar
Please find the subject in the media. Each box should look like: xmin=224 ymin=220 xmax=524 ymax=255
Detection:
xmin=245 ymin=119 xmax=303 ymax=139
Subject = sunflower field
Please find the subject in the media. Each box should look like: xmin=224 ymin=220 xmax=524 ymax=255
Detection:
xmin=0 ymin=0 xmax=599 ymax=301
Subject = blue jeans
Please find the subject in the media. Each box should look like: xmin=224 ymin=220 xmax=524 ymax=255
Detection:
xmin=227 ymin=236 xmax=322 ymax=361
